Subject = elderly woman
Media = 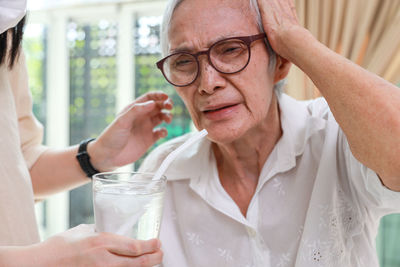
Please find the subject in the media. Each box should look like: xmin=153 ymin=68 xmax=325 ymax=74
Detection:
xmin=139 ymin=0 xmax=400 ymax=266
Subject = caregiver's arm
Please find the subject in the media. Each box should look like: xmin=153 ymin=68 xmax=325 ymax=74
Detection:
xmin=257 ymin=0 xmax=400 ymax=190
xmin=30 ymin=92 xmax=172 ymax=199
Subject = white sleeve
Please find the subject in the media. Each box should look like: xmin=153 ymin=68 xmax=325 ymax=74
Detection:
xmin=8 ymin=51 xmax=48 ymax=169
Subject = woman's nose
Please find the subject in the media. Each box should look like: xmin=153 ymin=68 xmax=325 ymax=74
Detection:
xmin=196 ymin=56 xmax=226 ymax=95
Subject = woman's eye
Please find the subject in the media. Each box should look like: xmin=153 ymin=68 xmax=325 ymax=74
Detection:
xmin=223 ymin=47 xmax=241 ymax=53
xmin=176 ymin=59 xmax=193 ymax=66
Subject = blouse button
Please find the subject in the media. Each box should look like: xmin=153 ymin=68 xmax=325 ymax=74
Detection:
xmin=246 ymin=227 xmax=257 ymax=238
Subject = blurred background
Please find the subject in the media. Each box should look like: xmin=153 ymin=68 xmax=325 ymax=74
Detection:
xmin=24 ymin=0 xmax=400 ymax=266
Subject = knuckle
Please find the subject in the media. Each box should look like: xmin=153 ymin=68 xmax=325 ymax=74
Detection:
xmin=88 ymin=234 xmax=107 ymax=248
xmin=128 ymin=241 xmax=141 ymax=255
xmin=138 ymin=255 xmax=150 ymax=266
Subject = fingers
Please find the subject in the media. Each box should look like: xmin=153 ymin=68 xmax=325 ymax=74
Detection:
xmin=151 ymin=111 xmax=173 ymax=126
xmin=162 ymin=112 xmax=173 ymax=124
xmin=89 ymin=235 xmax=163 ymax=267
xmin=256 ymin=0 xmax=300 ymax=58
xmin=129 ymin=97 xmax=173 ymax=119
xmin=117 ymin=249 xmax=163 ymax=267
xmin=153 ymin=128 xmax=168 ymax=141
xmin=258 ymin=0 xmax=299 ymax=24
xmin=50 ymin=225 xmax=163 ymax=267
xmin=135 ymin=91 xmax=169 ymax=103
xmin=104 ymin=236 xmax=161 ymax=257
xmin=119 ymin=92 xmax=173 ymax=116
xmin=135 ymin=91 xmax=173 ymax=111
xmin=138 ymin=95 xmax=173 ymax=112
xmin=115 ymin=101 xmax=155 ymax=129
xmin=124 ymin=100 xmax=172 ymax=127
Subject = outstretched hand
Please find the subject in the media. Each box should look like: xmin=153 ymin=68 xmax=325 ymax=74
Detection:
xmin=89 ymin=91 xmax=173 ymax=171
xmin=256 ymin=0 xmax=302 ymax=60
xmin=8 ymin=224 xmax=163 ymax=266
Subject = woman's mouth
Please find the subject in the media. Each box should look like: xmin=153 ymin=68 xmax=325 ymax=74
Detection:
xmin=202 ymin=103 xmax=240 ymax=120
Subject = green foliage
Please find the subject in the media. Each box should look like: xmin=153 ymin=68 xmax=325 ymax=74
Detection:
xmin=67 ymin=18 xmax=192 ymax=227
xmin=134 ymin=54 xmax=192 ymax=167
xmin=68 ymin=21 xmax=119 ymax=227
xmin=68 ymin=22 xmax=117 ymax=145
xmin=377 ymin=214 xmax=400 ymax=267
xmin=23 ymin=32 xmax=47 ymax=129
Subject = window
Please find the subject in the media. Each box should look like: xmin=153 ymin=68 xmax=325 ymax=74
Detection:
xmin=68 ymin=18 xmax=119 ymax=227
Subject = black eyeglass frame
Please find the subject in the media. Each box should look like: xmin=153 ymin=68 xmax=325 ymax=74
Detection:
xmin=156 ymin=33 xmax=267 ymax=87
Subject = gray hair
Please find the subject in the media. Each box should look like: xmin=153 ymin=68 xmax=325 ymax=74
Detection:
xmin=160 ymin=0 xmax=284 ymax=93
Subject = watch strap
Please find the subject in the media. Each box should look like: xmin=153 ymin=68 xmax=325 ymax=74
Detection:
xmin=76 ymin=138 xmax=100 ymax=178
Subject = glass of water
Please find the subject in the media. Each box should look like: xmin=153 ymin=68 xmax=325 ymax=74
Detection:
xmin=92 ymin=172 xmax=166 ymax=240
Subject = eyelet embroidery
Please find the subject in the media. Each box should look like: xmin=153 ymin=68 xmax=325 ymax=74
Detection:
xmin=299 ymin=188 xmax=363 ymax=266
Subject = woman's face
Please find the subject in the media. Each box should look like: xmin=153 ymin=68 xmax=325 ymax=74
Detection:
xmin=168 ymin=0 xmax=277 ymax=143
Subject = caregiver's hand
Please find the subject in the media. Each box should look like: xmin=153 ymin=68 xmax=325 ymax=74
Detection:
xmin=88 ymin=91 xmax=173 ymax=171
xmin=0 ymin=224 xmax=163 ymax=267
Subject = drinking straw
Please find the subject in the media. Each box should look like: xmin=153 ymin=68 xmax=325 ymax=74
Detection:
xmin=152 ymin=129 xmax=208 ymax=181
xmin=116 ymin=129 xmax=208 ymax=236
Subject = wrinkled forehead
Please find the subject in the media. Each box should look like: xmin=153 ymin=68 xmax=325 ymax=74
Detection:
xmin=167 ymin=0 xmax=258 ymax=51
xmin=173 ymin=0 xmax=253 ymax=14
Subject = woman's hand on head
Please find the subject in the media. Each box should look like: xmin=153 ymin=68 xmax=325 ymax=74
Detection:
xmin=88 ymin=91 xmax=173 ymax=171
xmin=1 ymin=224 xmax=163 ymax=267
xmin=256 ymin=0 xmax=304 ymax=60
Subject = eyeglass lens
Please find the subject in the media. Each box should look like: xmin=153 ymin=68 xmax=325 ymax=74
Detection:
xmin=163 ymin=38 xmax=250 ymax=86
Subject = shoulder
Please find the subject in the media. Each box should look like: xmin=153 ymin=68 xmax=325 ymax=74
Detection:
xmin=138 ymin=133 xmax=195 ymax=173
xmin=278 ymin=93 xmax=335 ymax=139
xmin=305 ymin=97 xmax=331 ymax=120
xmin=139 ymin=132 xmax=212 ymax=180
xmin=279 ymin=93 xmax=331 ymax=121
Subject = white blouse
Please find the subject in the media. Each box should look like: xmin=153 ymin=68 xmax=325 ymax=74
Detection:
xmin=139 ymin=93 xmax=400 ymax=267
xmin=0 ymin=52 xmax=46 ymax=245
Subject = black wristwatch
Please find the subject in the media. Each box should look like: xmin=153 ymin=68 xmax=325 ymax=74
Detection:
xmin=76 ymin=138 xmax=100 ymax=178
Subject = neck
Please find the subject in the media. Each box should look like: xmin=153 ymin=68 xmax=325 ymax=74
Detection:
xmin=212 ymin=94 xmax=282 ymax=216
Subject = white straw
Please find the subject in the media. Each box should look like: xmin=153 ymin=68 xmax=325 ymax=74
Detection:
xmin=115 ymin=208 xmax=147 ymax=236
xmin=152 ymin=129 xmax=208 ymax=181
xmin=115 ymin=129 xmax=208 ymax=237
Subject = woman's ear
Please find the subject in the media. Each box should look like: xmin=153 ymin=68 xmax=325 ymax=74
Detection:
xmin=273 ymin=55 xmax=292 ymax=83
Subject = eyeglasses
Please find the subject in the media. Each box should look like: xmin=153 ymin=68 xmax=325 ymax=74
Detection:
xmin=156 ymin=33 xmax=266 ymax=87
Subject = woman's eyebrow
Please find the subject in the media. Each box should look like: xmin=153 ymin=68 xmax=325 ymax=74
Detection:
xmin=169 ymin=32 xmax=243 ymax=54
xmin=169 ymin=46 xmax=192 ymax=54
